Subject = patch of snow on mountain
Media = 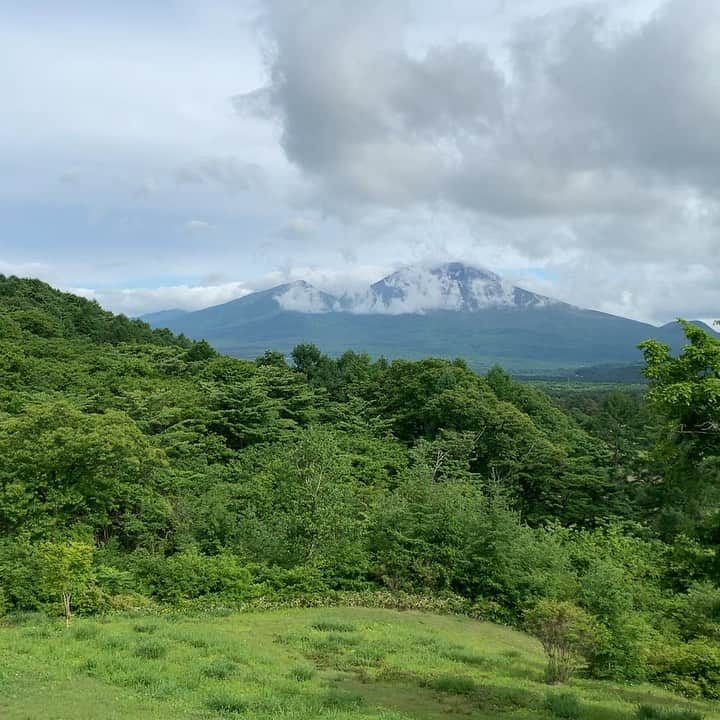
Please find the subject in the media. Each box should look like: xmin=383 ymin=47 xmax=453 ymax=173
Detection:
xmin=347 ymin=263 xmax=555 ymax=314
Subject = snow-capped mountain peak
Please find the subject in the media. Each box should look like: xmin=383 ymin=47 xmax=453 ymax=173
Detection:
xmin=347 ymin=263 xmax=557 ymax=315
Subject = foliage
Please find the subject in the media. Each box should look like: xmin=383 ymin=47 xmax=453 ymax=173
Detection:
xmin=36 ymin=540 xmax=94 ymax=626
xmin=0 ymin=279 xmax=719 ymax=699
xmin=640 ymin=321 xmax=720 ymax=539
xmin=525 ymin=600 xmax=603 ymax=683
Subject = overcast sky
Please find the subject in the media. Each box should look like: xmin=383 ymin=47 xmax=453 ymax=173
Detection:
xmin=2 ymin=0 xmax=718 ymax=323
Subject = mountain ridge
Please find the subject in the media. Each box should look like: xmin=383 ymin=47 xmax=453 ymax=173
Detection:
xmin=141 ymin=263 xmax=718 ymax=373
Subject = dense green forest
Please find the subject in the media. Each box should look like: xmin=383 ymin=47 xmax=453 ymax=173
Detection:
xmin=0 ymin=275 xmax=719 ymax=698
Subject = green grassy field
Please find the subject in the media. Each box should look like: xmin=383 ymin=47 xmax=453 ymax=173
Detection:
xmin=1 ymin=607 xmax=716 ymax=720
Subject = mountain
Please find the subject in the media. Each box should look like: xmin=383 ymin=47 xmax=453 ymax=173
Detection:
xmin=354 ymin=263 xmax=559 ymax=313
xmin=141 ymin=263 xmax=719 ymax=373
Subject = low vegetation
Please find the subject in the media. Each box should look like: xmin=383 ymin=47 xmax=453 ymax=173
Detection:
xmin=2 ymin=608 xmax=718 ymax=720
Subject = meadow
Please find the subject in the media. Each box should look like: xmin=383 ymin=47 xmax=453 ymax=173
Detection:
xmin=1 ymin=607 xmax=716 ymax=720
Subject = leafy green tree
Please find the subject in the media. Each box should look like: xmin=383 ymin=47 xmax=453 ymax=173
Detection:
xmin=230 ymin=426 xmax=371 ymax=583
xmin=0 ymin=401 xmax=166 ymax=544
xmin=37 ymin=540 xmax=94 ymax=626
xmin=640 ymin=321 xmax=720 ymax=539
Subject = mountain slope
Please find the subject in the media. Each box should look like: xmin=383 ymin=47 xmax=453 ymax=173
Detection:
xmin=141 ymin=264 xmax=719 ymax=372
xmin=0 ymin=274 xmax=191 ymax=348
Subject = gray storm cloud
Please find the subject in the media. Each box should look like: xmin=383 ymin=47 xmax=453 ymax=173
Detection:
xmin=238 ymin=0 xmax=720 ymax=221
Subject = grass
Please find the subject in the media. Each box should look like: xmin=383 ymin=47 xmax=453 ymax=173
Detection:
xmin=0 ymin=607 xmax=717 ymax=720
xmin=546 ymin=691 xmax=583 ymax=719
xmin=636 ymin=705 xmax=705 ymax=720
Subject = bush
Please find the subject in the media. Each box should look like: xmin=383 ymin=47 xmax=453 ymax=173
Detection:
xmin=672 ymin=582 xmax=720 ymax=641
xmin=648 ymin=639 xmax=720 ymax=699
xmin=137 ymin=549 xmax=255 ymax=602
xmin=525 ymin=600 xmax=602 ymax=683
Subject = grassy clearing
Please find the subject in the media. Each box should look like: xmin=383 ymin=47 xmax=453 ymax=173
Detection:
xmin=0 ymin=607 xmax=717 ymax=720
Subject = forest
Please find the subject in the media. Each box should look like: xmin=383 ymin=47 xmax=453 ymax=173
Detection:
xmin=0 ymin=274 xmax=719 ymax=701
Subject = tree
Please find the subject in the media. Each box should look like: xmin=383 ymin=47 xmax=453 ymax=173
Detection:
xmin=525 ymin=600 xmax=601 ymax=683
xmin=185 ymin=339 xmax=217 ymax=362
xmin=37 ymin=540 xmax=94 ymax=627
xmin=640 ymin=321 xmax=720 ymax=537
xmin=0 ymin=401 xmax=166 ymax=544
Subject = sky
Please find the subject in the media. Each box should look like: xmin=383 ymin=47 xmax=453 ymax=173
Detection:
xmin=1 ymin=0 xmax=718 ymax=324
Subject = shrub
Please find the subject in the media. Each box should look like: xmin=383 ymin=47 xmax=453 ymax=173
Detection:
xmin=545 ymin=691 xmax=583 ymax=719
xmin=648 ymin=639 xmax=720 ymax=699
xmin=525 ymin=600 xmax=601 ymax=683
xmin=672 ymin=582 xmax=720 ymax=641
xmin=138 ymin=549 xmax=255 ymax=602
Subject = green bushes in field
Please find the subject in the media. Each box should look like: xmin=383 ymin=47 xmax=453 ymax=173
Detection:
xmin=647 ymin=640 xmax=720 ymax=700
xmin=134 ymin=549 xmax=255 ymax=602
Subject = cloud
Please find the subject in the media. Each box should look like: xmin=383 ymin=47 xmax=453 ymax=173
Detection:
xmin=73 ymin=281 xmax=253 ymax=316
xmin=2 ymin=0 xmax=719 ymax=326
xmin=274 ymin=281 xmax=338 ymax=312
xmin=278 ymin=215 xmax=316 ymax=239
xmin=239 ymin=0 xmax=720 ymax=223
xmin=183 ymin=219 xmax=215 ymax=234
xmin=0 ymin=259 xmax=54 ymax=278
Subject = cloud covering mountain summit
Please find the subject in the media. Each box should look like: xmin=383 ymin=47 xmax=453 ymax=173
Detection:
xmin=270 ymin=263 xmax=561 ymax=315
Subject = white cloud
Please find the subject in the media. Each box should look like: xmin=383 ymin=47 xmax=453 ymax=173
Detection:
xmin=0 ymin=259 xmax=55 ymax=278
xmin=73 ymin=282 xmax=252 ymax=316
xmin=274 ymin=281 xmax=338 ymax=312
xmin=183 ymin=219 xmax=215 ymax=234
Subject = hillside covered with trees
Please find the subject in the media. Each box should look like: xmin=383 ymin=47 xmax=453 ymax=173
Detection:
xmin=1 ymin=276 xmax=719 ymax=699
